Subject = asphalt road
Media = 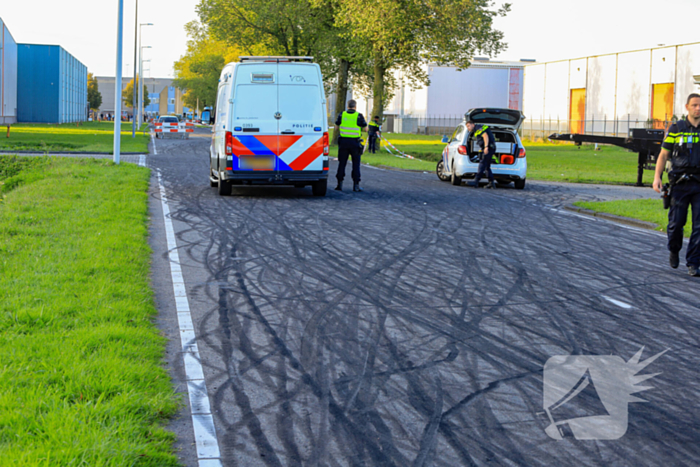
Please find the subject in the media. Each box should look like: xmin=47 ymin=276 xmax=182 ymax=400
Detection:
xmin=148 ymin=129 xmax=700 ymax=467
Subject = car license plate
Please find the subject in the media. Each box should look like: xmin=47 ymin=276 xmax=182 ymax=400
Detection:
xmin=239 ymin=156 xmax=275 ymax=170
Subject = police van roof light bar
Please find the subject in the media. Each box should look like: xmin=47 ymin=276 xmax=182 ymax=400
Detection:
xmin=239 ymin=56 xmax=314 ymax=63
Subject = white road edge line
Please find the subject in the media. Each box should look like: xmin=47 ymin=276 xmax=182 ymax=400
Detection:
xmin=151 ymin=131 xmax=158 ymax=155
xmin=157 ymin=170 xmax=222 ymax=467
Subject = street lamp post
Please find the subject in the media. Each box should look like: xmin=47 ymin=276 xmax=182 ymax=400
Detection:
xmin=113 ymin=0 xmax=124 ymax=164
xmin=137 ymin=23 xmax=153 ymax=128
xmin=138 ymin=46 xmax=151 ymax=127
xmin=131 ymin=0 xmax=138 ymax=137
xmin=139 ymin=60 xmax=151 ymax=123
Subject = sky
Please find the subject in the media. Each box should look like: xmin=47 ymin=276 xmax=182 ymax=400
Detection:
xmin=1 ymin=0 xmax=699 ymax=79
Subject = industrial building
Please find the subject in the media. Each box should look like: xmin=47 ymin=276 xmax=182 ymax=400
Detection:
xmin=352 ymin=59 xmax=527 ymax=133
xmin=522 ymin=42 xmax=700 ymax=138
xmin=95 ymin=76 xmax=190 ymax=119
xmin=17 ymin=44 xmax=87 ymax=123
xmin=0 ymin=17 xmax=18 ymax=125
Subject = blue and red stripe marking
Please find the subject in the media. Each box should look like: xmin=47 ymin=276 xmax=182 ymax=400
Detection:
xmin=228 ymin=135 xmax=321 ymax=171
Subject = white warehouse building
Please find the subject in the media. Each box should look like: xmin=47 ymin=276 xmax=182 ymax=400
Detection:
xmin=523 ymin=42 xmax=700 ymax=139
xmin=353 ymin=59 xmax=529 ymax=134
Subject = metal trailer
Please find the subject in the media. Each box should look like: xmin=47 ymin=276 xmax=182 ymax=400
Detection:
xmin=549 ymin=129 xmax=665 ymax=186
xmin=17 ymin=44 xmax=87 ymax=123
xmin=0 ymin=17 xmax=18 ymax=125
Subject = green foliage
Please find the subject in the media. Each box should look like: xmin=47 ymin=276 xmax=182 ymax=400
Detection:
xmin=87 ymin=73 xmax=102 ymax=111
xmin=123 ymin=78 xmax=151 ymax=109
xmin=173 ymin=21 xmax=243 ymax=109
xmin=0 ymin=158 xmax=179 ymax=465
xmin=335 ymin=0 xmax=511 ymax=119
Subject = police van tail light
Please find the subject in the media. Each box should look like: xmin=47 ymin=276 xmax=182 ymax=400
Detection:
xmin=323 ymin=131 xmax=329 ymax=156
xmin=518 ymin=147 xmax=527 ymax=158
xmin=225 ymin=131 xmax=233 ymax=155
xmin=457 ymin=145 xmax=468 ymax=155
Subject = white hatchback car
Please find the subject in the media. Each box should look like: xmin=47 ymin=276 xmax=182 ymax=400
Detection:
xmin=437 ymin=108 xmax=527 ymax=189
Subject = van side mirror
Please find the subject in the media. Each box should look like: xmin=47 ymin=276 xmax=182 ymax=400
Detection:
xmin=441 ymin=135 xmax=449 ymax=144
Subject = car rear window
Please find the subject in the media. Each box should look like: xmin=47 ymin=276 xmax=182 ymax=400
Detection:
xmin=160 ymin=117 xmax=178 ymax=123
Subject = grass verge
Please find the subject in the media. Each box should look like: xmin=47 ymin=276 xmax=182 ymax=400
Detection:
xmin=1 ymin=122 xmax=149 ymax=153
xmin=0 ymin=156 xmax=179 ymax=465
xmin=337 ymin=130 xmax=648 ymax=184
xmin=573 ymin=198 xmax=691 ymax=237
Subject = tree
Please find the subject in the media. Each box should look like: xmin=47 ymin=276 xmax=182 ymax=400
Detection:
xmin=336 ymin=0 xmax=511 ymax=121
xmin=87 ymin=73 xmax=102 ymax=111
xmin=173 ymin=21 xmax=243 ymax=110
xmin=122 ymin=78 xmax=151 ymax=109
xmin=198 ymin=0 xmax=370 ymax=144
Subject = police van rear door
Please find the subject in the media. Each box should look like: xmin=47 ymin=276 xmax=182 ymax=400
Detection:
xmin=231 ymin=63 xmax=278 ymax=173
xmin=276 ymin=64 xmax=326 ymax=173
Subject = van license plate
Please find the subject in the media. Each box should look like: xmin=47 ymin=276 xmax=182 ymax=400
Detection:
xmin=239 ymin=156 xmax=275 ymax=170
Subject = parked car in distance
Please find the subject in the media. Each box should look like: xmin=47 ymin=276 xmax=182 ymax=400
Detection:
xmin=436 ymin=108 xmax=527 ymax=189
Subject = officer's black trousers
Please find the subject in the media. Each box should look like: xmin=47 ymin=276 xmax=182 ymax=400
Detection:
xmin=336 ymin=145 xmax=362 ymax=183
xmin=668 ymin=180 xmax=700 ymax=266
xmin=368 ymin=135 xmax=378 ymax=153
xmin=474 ymin=155 xmax=494 ymax=183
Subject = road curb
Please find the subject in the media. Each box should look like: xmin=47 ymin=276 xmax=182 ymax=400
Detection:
xmin=563 ymin=204 xmax=660 ymax=230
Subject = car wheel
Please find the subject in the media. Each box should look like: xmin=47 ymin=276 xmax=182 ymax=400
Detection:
xmin=450 ymin=163 xmax=462 ymax=186
xmin=312 ymin=179 xmax=327 ymax=197
xmin=514 ymin=178 xmax=526 ymax=190
xmin=218 ymin=177 xmax=232 ymax=196
xmin=436 ymin=160 xmax=450 ymax=182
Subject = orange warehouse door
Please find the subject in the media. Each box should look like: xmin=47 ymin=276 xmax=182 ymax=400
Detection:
xmin=652 ymin=83 xmax=674 ymax=129
xmin=570 ymin=89 xmax=586 ymax=134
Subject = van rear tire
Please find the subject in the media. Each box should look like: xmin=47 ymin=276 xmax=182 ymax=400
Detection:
xmin=312 ymin=179 xmax=327 ymax=197
xmin=514 ymin=178 xmax=526 ymax=190
xmin=218 ymin=179 xmax=232 ymax=196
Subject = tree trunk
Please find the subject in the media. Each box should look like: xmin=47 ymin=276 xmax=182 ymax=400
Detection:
xmin=332 ymin=58 xmax=351 ymax=146
xmin=371 ymin=54 xmax=386 ymax=124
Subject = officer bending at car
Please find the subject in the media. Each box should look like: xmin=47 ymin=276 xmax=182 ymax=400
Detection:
xmin=653 ymin=93 xmax=700 ymax=277
xmin=367 ymin=116 xmax=382 ymax=154
xmin=335 ymin=99 xmax=367 ymax=192
xmin=466 ymin=120 xmax=497 ymax=189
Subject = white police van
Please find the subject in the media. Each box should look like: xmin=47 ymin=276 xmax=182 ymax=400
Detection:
xmin=209 ymin=56 xmax=330 ymax=196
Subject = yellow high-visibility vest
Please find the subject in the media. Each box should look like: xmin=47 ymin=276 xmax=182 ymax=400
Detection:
xmin=340 ymin=111 xmax=361 ymax=138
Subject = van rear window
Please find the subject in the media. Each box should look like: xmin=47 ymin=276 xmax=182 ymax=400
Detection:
xmin=234 ymin=85 xmax=277 ymax=121
xmin=278 ymin=85 xmax=322 ymax=122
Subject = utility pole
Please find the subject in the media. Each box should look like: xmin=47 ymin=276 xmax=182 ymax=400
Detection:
xmin=113 ymin=0 xmax=124 ymax=164
xmin=131 ymin=0 xmax=138 ymax=137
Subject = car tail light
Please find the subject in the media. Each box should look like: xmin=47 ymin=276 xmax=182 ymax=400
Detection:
xmin=323 ymin=131 xmax=329 ymax=156
xmin=225 ymin=131 xmax=233 ymax=155
xmin=457 ymin=145 xmax=467 ymax=155
xmin=518 ymin=147 xmax=526 ymax=158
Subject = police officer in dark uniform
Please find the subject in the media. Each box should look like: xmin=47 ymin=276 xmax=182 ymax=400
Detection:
xmin=367 ymin=116 xmax=381 ymax=153
xmin=335 ymin=99 xmax=367 ymax=192
xmin=653 ymin=93 xmax=700 ymax=276
xmin=466 ymin=119 xmax=497 ymax=189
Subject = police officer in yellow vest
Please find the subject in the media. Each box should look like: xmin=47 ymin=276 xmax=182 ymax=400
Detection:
xmin=368 ymin=116 xmax=381 ymax=153
xmin=335 ymin=100 xmax=368 ymax=192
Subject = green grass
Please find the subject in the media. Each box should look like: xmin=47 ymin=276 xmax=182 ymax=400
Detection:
xmin=1 ymin=122 xmax=149 ymax=153
xmin=0 ymin=156 xmax=179 ymax=465
xmin=342 ymin=131 xmax=649 ymax=184
xmin=574 ymin=198 xmax=692 ymax=237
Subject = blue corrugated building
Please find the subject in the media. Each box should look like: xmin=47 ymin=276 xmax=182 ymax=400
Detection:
xmin=17 ymin=44 xmax=87 ymax=123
